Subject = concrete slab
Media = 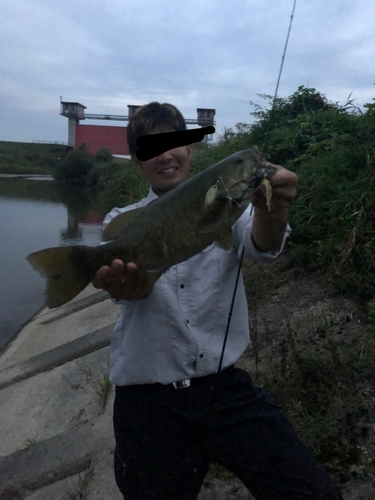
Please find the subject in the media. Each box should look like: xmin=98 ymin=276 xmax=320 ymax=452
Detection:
xmin=38 ymin=290 xmax=108 ymax=325
xmin=81 ymin=449 xmax=122 ymax=500
xmin=0 ymin=323 xmax=114 ymax=390
xmin=0 ymin=298 xmax=119 ymax=369
xmin=26 ymin=471 xmax=89 ymax=500
xmin=0 ymin=423 xmax=94 ymax=494
xmin=0 ymin=347 xmax=112 ymax=458
xmin=0 ymin=393 xmax=115 ymax=496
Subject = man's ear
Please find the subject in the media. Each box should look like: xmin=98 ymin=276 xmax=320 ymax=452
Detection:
xmin=131 ymin=155 xmax=143 ymax=171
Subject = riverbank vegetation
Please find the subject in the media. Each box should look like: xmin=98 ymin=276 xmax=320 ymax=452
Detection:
xmin=0 ymin=141 xmax=70 ymax=175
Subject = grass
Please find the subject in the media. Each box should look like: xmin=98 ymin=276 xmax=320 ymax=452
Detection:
xmin=76 ymin=359 xmax=112 ymax=410
xmin=0 ymin=141 xmax=70 ymax=174
xmin=239 ymin=244 xmax=375 ymax=489
xmin=250 ymin=303 xmax=375 ymax=484
xmin=63 ymin=359 xmax=112 ymax=410
xmin=22 ymin=432 xmax=39 ymax=448
xmin=65 ymin=468 xmax=92 ymax=500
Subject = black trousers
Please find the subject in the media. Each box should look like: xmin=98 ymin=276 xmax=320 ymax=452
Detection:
xmin=113 ymin=366 xmax=343 ymax=500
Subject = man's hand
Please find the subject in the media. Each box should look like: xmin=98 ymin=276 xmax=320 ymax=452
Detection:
xmin=252 ymin=163 xmax=298 ymax=213
xmin=251 ymin=163 xmax=298 ymax=252
xmin=93 ymin=260 xmax=151 ymax=301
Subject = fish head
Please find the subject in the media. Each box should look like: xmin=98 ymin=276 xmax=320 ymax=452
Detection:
xmin=211 ymin=147 xmax=277 ymax=206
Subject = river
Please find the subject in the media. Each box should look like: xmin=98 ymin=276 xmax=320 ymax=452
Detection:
xmin=0 ymin=175 xmax=107 ymax=351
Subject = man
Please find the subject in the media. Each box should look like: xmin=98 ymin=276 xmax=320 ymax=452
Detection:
xmin=93 ymin=102 xmax=343 ymax=499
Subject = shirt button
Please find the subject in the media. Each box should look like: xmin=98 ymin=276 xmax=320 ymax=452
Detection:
xmin=180 ymin=284 xmax=185 ymax=289
xmin=199 ymin=353 xmax=204 ymax=358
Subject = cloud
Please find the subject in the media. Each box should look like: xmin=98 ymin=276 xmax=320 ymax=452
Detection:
xmin=0 ymin=0 xmax=374 ymax=142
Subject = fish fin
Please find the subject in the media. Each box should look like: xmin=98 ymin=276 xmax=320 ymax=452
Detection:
xmin=101 ymin=207 xmax=144 ymax=242
xmin=27 ymin=246 xmax=94 ymax=308
xmin=204 ymin=184 xmax=219 ymax=210
xmin=197 ymin=196 xmax=232 ymax=233
xmin=215 ymin=229 xmax=233 ymax=251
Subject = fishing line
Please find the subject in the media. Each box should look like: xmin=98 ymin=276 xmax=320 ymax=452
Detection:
xmin=201 ymin=0 xmax=298 ymax=443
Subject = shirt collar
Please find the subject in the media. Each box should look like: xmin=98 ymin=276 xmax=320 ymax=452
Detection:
xmin=145 ymin=187 xmax=159 ymax=203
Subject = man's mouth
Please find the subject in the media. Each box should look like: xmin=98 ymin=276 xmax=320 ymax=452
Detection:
xmin=159 ymin=167 xmax=178 ymax=175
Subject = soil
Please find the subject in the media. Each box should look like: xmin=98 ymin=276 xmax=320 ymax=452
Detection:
xmin=197 ymin=251 xmax=375 ymax=500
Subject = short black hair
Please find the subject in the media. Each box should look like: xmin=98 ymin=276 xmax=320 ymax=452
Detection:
xmin=127 ymin=102 xmax=187 ymax=156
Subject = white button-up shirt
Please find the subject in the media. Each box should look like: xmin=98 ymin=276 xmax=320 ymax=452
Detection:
xmin=104 ymin=188 xmax=291 ymax=386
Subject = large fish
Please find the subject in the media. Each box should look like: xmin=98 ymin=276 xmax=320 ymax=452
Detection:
xmin=27 ymin=147 xmax=276 ymax=308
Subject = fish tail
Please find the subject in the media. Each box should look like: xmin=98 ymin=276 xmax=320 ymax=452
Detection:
xmin=27 ymin=245 xmax=96 ymax=308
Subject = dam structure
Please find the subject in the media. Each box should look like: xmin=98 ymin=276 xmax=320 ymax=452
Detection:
xmin=60 ymin=101 xmax=216 ymax=155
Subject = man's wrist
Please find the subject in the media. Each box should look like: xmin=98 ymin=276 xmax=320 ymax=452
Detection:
xmin=251 ymin=207 xmax=289 ymax=253
xmin=254 ymin=206 xmax=289 ymax=220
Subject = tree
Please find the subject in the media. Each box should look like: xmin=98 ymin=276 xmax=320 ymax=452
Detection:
xmin=55 ymin=144 xmax=94 ymax=184
xmin=94 ymin=148 xmax=113 ymax=163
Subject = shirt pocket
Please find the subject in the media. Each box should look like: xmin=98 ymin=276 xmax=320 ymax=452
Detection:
xmin=194 ymin=244 xmax=220 ymax=295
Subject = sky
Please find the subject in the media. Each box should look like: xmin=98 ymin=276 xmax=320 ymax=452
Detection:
xmin=1 ymin=0 xmax=374 ymax=144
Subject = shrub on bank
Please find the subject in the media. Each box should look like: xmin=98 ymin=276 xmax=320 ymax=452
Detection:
xmin=97 ymin=161 xmax=148 ymax=214
xmin=54 ymin=146 xmax=148 ymax=213
xmin=55 ymin=144 xmax=95 ymax=184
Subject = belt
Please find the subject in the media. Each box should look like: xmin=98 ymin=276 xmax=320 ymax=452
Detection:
xmin=172 ymin=379 xmax=191 ymax=389
xmin=171 ymin=365 xmax=235 ymax=389
xmin=115 ymin=366 xmax=236 ymax=393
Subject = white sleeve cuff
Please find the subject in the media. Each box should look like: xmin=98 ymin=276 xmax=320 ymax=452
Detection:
xmin=233 ymin=205 xmax=292 ymax=260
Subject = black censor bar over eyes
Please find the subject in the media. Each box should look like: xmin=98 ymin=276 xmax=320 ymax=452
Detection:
xmin=136 ymin=126 xmax=215 ymax=161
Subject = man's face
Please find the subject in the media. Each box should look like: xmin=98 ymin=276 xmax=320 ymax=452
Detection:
xmin=132 ymin=127 xmax=191 ymax=196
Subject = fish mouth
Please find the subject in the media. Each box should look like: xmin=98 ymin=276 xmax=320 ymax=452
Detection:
xmin=213 ymin=173 xmax=265 ymax=207
xmin=239 ymin=164 xmax=277 ymax=202
xmin=248 ymin=177 xmax=262 ymax=190
xmin=232 ymin=174 xmax=263 ymax=194
xmin=233 ymin=177 xmax=262 ymax=204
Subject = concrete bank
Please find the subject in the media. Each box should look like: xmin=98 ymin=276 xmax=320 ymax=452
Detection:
xmin=0 ymin=285 xmax=123 ymax=500
xmin=0 ymin=285 xmax=255 ymax=500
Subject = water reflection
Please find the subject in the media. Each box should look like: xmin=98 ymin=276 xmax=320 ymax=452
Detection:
xmin=55 ymin=183 xmax=103 ymax=244
xmin=61 ymin=213 xmax=83 ymax=243
xmin=0 ymin=176 xmax=106 ymax=351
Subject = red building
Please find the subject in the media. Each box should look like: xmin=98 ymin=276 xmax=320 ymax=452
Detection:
xmin=75 ymin=124 xmax=129 ymax=155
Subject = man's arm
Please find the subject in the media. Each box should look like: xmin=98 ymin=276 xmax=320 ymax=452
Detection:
xmin=251 ymin=164 xmax=298 ymax=253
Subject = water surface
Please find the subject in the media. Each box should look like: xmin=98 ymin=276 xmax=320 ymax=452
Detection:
xmin=0 ymin=176 xmax=105 ymax=351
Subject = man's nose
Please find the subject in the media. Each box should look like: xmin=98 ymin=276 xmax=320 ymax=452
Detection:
xmin=157 ymin=150 xmax=174 ymax=163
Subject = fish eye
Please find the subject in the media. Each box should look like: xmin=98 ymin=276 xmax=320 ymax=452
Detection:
xmin=235 ymin=157 xmax=244 ymax=164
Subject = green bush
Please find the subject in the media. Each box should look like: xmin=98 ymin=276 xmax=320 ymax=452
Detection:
xmin=55 ymin=144 xmax=94 ymax=184
xmin=97 ymin=161 xmax=148 ymax=214
xmin=238 ymin=88 xmax=375 ymax=300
